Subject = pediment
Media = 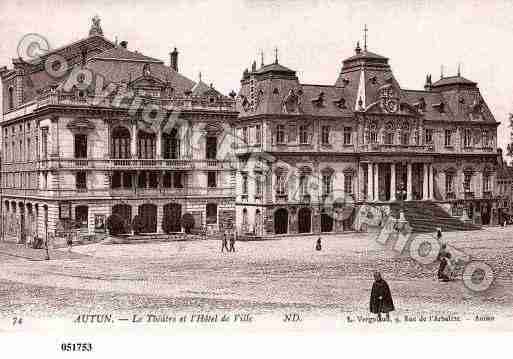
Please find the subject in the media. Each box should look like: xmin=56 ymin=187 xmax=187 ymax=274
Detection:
xmin=130 ymin=75 xmax=166 ymax=89
xmin=363 ymin=100 xmax=419 ymax=116
xmin=67 ymin=118 xmax=95 ymax=131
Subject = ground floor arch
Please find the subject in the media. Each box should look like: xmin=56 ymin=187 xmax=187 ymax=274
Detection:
xmin=163 ymin=203 xmax=182 ymax=233
xmin=138 ymin=203 xmax=157 ymax=233
xmin=298 ymin=207 xmax=312 ymax=233
xmin=321 ymin=211 xmax=333 ymax=232
xmin=274 ymin=208 xmax=288 ymax=234
xmin=112 ymin=204 xmax=132 ymax=229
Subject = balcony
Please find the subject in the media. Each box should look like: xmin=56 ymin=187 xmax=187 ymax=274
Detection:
xmin=38 ymin=158 xmax=232 ymax=170
xmin=358 ymin=143 xmax=435 ymax=153
xmin=464 ymin=191 xmax=475 ymax=199
xmin=275 ymin=193 xmax=288 ymax=202
xmin=482 ymin=191 xmax=493 ymax=199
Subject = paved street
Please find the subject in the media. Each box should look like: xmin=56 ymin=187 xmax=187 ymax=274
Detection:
xmin=0 ymin=227 xmax=512 ymax=324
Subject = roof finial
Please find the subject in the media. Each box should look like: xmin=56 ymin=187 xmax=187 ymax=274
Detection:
xmin=199 ymin=71 xmax=202 ymax=83
xmin=364 ymin=24 xmax=368 ymax=51
xmin=89 ymin=15 xmax=103 ymax=37
xmin=274 ymin=47 xmax=278 ymax=64
xmin=355 ymin=41 xmax=362 ymax=54
xmin=260 ymin=49 xmax=264 ymax=67
xmin=440 ymin=64 xmax=444 ymax=79
xmin=457 ymin=62 xmax=461 ymax=77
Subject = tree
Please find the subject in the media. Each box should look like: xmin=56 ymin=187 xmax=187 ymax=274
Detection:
xmin=106 ymin=214 xmax=127 ymax=236
xmin=131 ymin=214 xmax=145 ymax=235
xmin=181 ymin=213 xmax=195 ymax=234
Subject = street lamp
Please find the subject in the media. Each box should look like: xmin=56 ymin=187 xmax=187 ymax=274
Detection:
xmin=397 ymin=181 xmax=407 ymax=221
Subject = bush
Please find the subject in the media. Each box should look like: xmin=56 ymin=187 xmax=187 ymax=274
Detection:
xmin=106 ymin=214 xmax=127 ymax=235
xmin=181 ymin=213 xmax=195 ymax=234
xmin=132 ymin=214 xmax=145 ymax=235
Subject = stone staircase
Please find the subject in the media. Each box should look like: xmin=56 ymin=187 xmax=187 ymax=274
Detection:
xmin=390 ymin=201 xmax=481 ymax=233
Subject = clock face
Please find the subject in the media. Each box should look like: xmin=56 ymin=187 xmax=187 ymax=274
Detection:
xmin=384 ymin=98 xmax=399 ymax=113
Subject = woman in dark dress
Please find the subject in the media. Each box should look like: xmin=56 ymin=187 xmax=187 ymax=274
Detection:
xmin=315 ymin=237 xmax=322 ymax=251
xmin=370 ymin=271 xmax=395 ymax=321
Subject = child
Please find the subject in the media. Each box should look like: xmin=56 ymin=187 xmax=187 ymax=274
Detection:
xmin=370 ymin=271 xmax=395 ymax=321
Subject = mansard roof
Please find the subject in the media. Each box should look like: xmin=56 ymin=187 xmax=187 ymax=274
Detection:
xmin=237 ymin=46 xmax=497 ymax=124
xmin=88 ymin=46 xmax=163 ymax=64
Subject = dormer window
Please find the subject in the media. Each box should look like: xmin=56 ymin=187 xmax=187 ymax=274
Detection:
xmin=369 ymin=75 xmax=378 ymax=85
xmin=334 ymin=96 xmax=347 ymax=110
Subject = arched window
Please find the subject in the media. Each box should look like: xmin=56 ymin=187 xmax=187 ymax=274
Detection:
xmin=137 ymin=130 xmax=156 ymax=159
xmin=384 ymin=122 xmax=394 ymax=145
xmin=368 ymin=123 xmax=377 ymax=144
xmin=111 ymin=126 xmax=131 ymax=159
xmin=276 ymin=169 xmax=287 ymax=196
xmin=322 ymin=169 xmax=333 ymax=197
xmin=163 ymin=128 xmax=180 ymax=159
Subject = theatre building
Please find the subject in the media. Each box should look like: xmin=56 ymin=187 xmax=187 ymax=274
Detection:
xmin=0 ymin=18 xmax=237 ymax=242
xmin=234 ymin=42 xmax=500 ymax=236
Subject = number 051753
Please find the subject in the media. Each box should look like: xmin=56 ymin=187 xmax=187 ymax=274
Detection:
xmin=61 ymin=343 xmax=93 ymax=352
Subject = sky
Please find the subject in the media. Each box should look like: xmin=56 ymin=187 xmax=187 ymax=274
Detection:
xmin=1 ymin=0 xmax=513 ymax=156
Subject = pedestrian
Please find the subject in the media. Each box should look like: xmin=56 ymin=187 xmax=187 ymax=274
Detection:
xmin=437 ymin=243 xmax=450 ymax=282
xmin=436 ymin=227 xmax=442 ymax=241
xmin=66 ymin=235 xmax=73 ymax=253
xmin=229 ymin=232 xmax=236 ymax=252
xmin=315 ymin=237 xmax=322 ymax=251
xmin=369 ymin=271 xmax=395 ymax=321
xmin=221 ymin=232 xmax=229 ymax=253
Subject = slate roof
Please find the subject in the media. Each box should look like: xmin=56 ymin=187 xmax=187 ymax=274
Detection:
xmin=88 ymin=46 xmax=163 ymax=64
xmin=191 ymin=80 xmax=223 ymax=97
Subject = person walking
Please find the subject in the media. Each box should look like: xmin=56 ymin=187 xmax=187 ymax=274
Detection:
xmin=437 ymin=243 xmax=450 ymax=282
xmin=221 ymin=232 xmax=229 ymax=253
xmin=315 ymin=237 xmax=322 ymax=251
xmin=370 ymin=271 xmax=395 ymax=321
xmin=229 ymin=232 xmax=236 ymax=252
xmin=436 ymin=227 xmax=443 ymax=241
xmin=66 ymin=233 xmax=73 ymax=253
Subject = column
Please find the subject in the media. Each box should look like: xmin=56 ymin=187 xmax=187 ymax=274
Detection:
xmin=429 ymin=164 xmax=434 ymax=200
xmin=390 ymin=163 xmax=396 ymax=201
xmin=358 ymin=163 xmax=364 ymax=202
xmin=156 ymin=130 xmax=162 ymax=159
xmin=367 ymin=163 xmax=373 ymax=201
xmin=423 ymin=163 xmax=429 ymax=200
xmin=156 ymin=204 xmax=163 ymax=233
xmin=407 ymin=163 xmax=412 ymax=200
xmin=131 ymin=122 xmax=137 ymax=158
xmin=374 ymin=163 xmax=379 ymax=202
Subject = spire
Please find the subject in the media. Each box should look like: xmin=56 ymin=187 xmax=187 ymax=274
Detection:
xmin=440 ymin=65 xmax=444 ymax=79
xmin=89 ymin=15 xmax=103 ymax=37
xmin=457 ymin=62 xmax=461 ymax=77
xmin=355 ymin=67 xmax=366 ymax=110
xmin=424 ymin=73 xmax=432 ymax=91
xmin=199 ymin=71 xmax=202 ymax=83
xmin=355 ymin=41 xmax=362 ymax=54
xmin=274 ymin=47 xmax=278 ymax=64
xmin=364 ymin=24 xmax=368 ymax=51
xmin=260 ymin=49 xmax=264 ymax=68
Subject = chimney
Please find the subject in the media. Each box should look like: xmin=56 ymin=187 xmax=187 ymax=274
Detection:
xmin=170 ymin=48 xmax=179 ymax=72
xmin=120 ymin=41 xmax=127 ymax=49
xmin=424 ymin=74 xmax=432 ymax=91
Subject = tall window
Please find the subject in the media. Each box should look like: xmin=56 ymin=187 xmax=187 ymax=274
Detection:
xmin=242 ymin=174 xmax=248 ymax=194
xmin=206 ymin=203 xmax=218 ymax=224
xmin=242 ymin=127 xmax=248 ymax=145
xmin=299 ymin=124 xmax=309 ymax=144
xmin=344 ymin=127 xmax=352 ymax=145
xmin=321 ymin=125 xmax=330 ymax=145
xmin=446 ymin=173 xmax=454 ymax=193
xmin=276 ymin=124 xmax=285 ymax=144
xmin=76 ymin=171 xmax=87 ymax=190
xmin=137 ymin=131 xmax=155 ymax=159
xmin=276 ymin=173 xmax=286 ymax=195
xmin=425 ymin=128 xmax=433 ymax=144
xmin=207 ymin=171 xmax=217 ymax=188
xmin=482 ymin=130 xmax=490 ymax=148
xmin=173 ymin=172 xmax=183 ymax=188
xmin=483 ymin=174 xmax=491 ymax=192
xmin=444 ymin=129 xmax=452 ymax=147
xmin=206 ymin=136 xmax=217 ymax=159
xmin=464 ymin=129 xmax=472 ymax=148
xmin=464 ymin=172 xmax=472 ymax=192
xmin=74 ymin=134 xmax=88 ymax=158
xmin=369 ymin=124 xmax=377 ymax=144
xmin=255 ymin=175 xmax=262 ymax=197
xmin=163 ymin=128 xmax=180 ymax=159
xmin=322 ymin=173 xmax=332 ymax=196
xmin=27 ymin=139 xmax=31 ymax=161
xmin=8 ymin=87 xmax=14 ymax=110
xmin=255 ymin=125 xmax=261 ymax=145
xmin=344 ymin=174 xmax=353 ymax=194
xmin=111 ymin=127 xmax=131 ymax=159
xmin=299 ymin=175 xmax=308 ymax=196
xmin=400 ymin=131 xmax=409 ymax=145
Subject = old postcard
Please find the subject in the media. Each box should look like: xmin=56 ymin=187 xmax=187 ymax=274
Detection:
xmin=0 ymin=0 xmax=512 ymax=355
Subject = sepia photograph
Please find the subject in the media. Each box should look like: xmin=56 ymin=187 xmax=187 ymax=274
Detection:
xmin=0 ymin=0 xmax=512 ymax=355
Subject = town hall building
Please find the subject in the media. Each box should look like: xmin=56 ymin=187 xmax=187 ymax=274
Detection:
xmin=234 ymin=41 xmax=500 ymax=236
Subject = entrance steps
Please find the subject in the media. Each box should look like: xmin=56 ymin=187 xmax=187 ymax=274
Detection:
xmin=390 ymin=201 xmax=480 ymax=233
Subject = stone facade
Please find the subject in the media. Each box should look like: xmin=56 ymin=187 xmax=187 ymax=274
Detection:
xmin=0 ymin=19 xmax=238 ymax=243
